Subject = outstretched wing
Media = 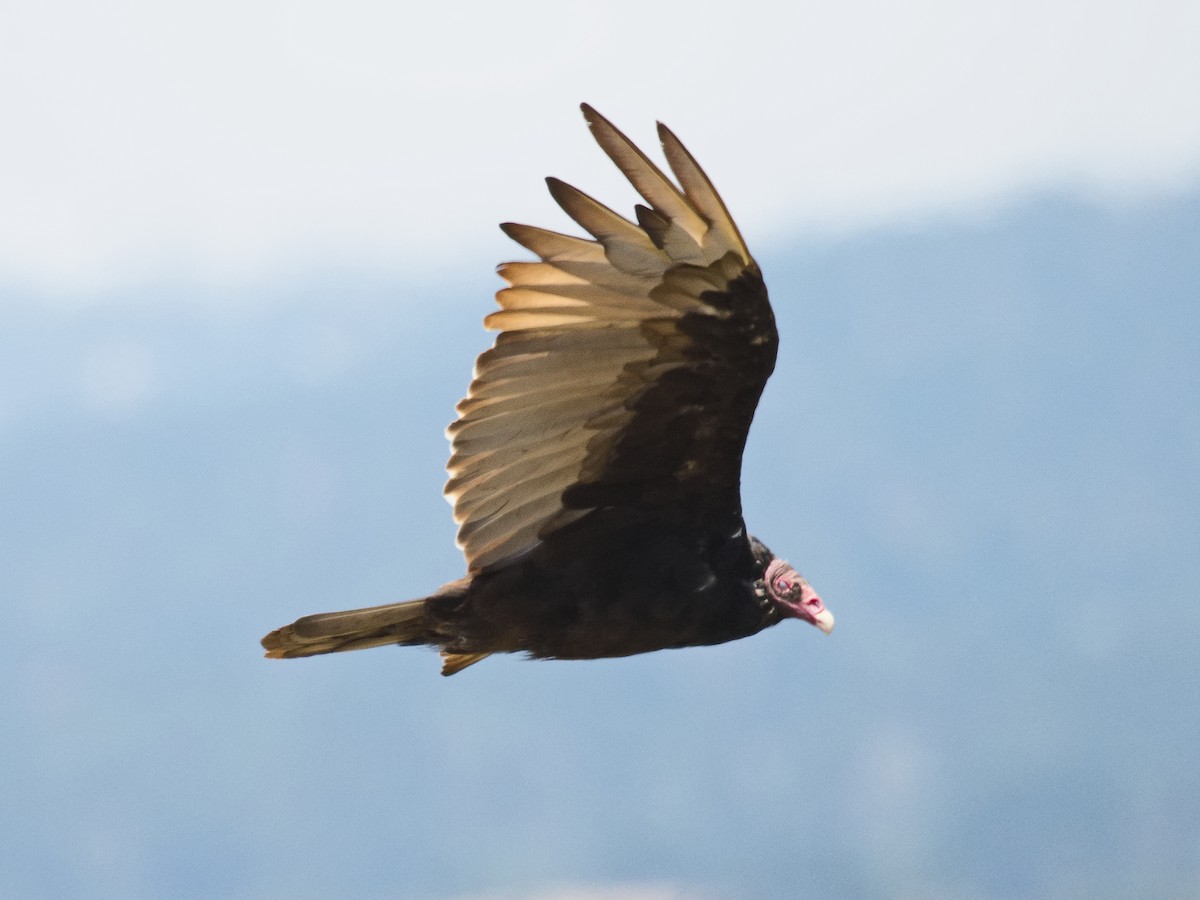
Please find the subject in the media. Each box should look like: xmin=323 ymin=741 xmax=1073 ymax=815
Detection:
xmin=445 ymin=104 xmax=778 ymax=574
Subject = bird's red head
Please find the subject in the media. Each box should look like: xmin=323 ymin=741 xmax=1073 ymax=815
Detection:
xmin=764 ymin=558 xmax=834 ymax=634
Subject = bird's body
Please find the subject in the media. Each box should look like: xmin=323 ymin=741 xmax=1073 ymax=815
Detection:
xmin=262 ymin=104 xmax=833 ymax=675
xmin=428 ymin=512 xmax=779 ymax=661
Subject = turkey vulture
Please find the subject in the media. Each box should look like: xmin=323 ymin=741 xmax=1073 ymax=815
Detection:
xmin=261 ymin=104 xmax=834 ymax=675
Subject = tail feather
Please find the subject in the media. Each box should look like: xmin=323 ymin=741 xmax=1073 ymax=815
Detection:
xmin=440 ymin=652 xmax=490 ymax=676
xmin=261 ymin=598 xmax=429 ymax=659
xmin=261 ymin=579 xmax=491 ymax=673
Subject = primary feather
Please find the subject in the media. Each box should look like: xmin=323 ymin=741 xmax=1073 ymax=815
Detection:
xmin=261 ymin=104 xmax=834 ymax=675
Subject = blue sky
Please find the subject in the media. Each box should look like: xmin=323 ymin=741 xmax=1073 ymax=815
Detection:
xmin=3 ymin=3 xmax=1200 ymax=899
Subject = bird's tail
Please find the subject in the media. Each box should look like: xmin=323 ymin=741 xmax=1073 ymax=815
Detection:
xmin=260 ymin=579 xmax=490 ymax=674
xmin=261 ymin=598 xmax=432 ymax=659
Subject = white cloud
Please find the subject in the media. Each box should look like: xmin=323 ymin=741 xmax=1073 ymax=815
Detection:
xmin=2 ymin=0 xmax=1198 ymax=300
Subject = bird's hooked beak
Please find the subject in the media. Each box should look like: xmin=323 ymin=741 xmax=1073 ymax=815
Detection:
xmin=811 ymin=606 xmax=835 ymax=634
xmin=799 ymin=580 xmax=835 ymax=634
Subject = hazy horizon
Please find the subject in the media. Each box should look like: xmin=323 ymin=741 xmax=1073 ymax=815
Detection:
xmin=3 ymin=182 xmax=1198 ymax=899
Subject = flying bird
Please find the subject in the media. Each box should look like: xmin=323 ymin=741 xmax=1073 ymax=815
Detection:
xmin=261 ymin=104 xmax=834 ymax=675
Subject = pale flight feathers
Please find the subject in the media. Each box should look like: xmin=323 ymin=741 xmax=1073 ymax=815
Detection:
xmin=446 ymin=105 xmax=756 ymax=574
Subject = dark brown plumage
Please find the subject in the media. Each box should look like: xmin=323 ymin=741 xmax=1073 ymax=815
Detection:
xmin=261 ymin=104 xmax=833 ymax=675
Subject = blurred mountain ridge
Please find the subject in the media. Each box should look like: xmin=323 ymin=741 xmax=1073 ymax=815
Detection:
xmin=1 ymin=187 xmax=1197 ymax=900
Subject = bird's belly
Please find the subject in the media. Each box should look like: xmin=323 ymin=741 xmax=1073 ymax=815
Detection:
xmin=436 ymin=558 xmax=769 ymax=660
